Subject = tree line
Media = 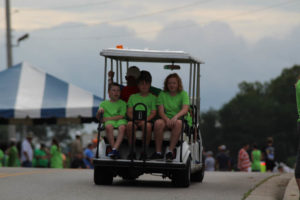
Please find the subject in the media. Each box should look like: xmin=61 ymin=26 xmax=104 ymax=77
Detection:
xmin=200 ymin=65 xmax=300 ymax=165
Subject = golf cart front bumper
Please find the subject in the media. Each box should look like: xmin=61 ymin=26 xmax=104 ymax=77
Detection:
xmin=93 ymin=158 xmax=188 ymax=171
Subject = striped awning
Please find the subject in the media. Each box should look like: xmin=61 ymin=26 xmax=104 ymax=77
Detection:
xmin=0 ymin=62 xmax=103 ymax=124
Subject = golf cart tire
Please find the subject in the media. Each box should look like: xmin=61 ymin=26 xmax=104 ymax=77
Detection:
xmin=94 ymin=166 xmax=113 ymax=185
xmin=172 ymin=158 xmax=191 ymax=187
xmin=191 ymin=167 xmax=205 ymax=182
xmin=191 ymin=155 xmax=205 ymax=182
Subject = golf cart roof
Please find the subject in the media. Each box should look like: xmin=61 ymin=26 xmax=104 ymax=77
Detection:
xmin=100 ymin=48 xmax=204 ymax=64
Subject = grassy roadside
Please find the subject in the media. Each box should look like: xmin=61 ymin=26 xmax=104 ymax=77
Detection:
xmin=242 ymin=174 xmax=280 ymax=200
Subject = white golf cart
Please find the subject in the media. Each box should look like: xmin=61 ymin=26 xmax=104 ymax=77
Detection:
xmin=93 ymin=48 xmax=205 ymax=187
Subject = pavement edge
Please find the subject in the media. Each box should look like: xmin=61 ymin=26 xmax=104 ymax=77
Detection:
xmin=283 ymin=177 xmax=299 ymax=200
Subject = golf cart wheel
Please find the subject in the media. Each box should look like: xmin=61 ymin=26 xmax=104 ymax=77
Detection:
xmin=94 ymin=166 xmax=113 ymax=185
xmin=191 ymin=167 xmax=204 ymax=182
xmin=172 ymin=158 xmax=191 ymax=187
xmin=191 ymin=154 xmax=205 ymax=182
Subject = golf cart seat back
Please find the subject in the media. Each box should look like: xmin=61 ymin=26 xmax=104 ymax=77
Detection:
xmin=99 ymin=130 xmax=188 ymax=141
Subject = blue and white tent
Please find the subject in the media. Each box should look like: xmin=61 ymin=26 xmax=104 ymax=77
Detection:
xmin=0 ymin=62 xmax=103 ymax=124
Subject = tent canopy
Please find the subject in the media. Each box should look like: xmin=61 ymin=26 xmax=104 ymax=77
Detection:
xmin=0 ymin=62 xmax=103 ymax=124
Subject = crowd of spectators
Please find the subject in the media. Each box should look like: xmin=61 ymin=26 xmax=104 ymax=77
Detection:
xmin=0 ymin=132 xmax=98 ymax=169
xmin=204 ymin=137 xmax=276 ymax=172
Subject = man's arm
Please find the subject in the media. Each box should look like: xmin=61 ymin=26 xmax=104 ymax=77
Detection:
xmin=147 ymin=110 xmax=157 ymax=121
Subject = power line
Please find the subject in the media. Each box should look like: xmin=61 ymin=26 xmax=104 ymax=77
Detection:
xmin=46 ymin=0 xmax=215 ymax=31
xmin=37 ymin=0 xmax=117 ymax=10
xmin=225 ymin=0 xmax=299 ymax=20
xmin=107 ymin=0 xmax=213 ymax=24
xmin=32 ymin=0 xmax=300 ymax=41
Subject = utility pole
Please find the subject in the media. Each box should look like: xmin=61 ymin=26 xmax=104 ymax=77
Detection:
xmin=5 ymin=0 xmax=16 ymax=140
xmin=5 ymin=0 xmax=13 ymax=68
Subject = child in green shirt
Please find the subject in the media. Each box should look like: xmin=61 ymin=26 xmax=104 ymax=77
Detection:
xmin=0 ymin=149 xmax=4 ymax=167
xmin=6 ymin=139 xmax=20 ymax=167
xmin=50 ymin=138 xmax=63 ymax=168
xmin=251 ymin=143 xmax=262 ymax=172
xmin=127 ymin=71 xmax=157 ymax=160
xmin=35 ymin=143 xmax=49 ymax=168
xmin=97 ymin=83 xmax=127 ymax=159
xmin=153 ymin=73 xmax=191 ymax=161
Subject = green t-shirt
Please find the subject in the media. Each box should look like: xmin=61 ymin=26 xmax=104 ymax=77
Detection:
xmin=8 ymin=146 xmax=19 ymax=167
xmin=128 ymin=93 xmax=157 ymax=117
xmin=100 ymin=100 xmax=127 ymax=118
xmin=50 ymin=145 xmax=63 ymax=168
xmin=296 ymin=80 xmax=300 ymax=122
xmin=0 ymin=149 xmax=4 ymax=167
xmin=157 ymin=91 xmax=192 ymax=126
xmin=251 ymin=150 xmax=261 ymax=171
xmin=35 ymin=149 xmax=48 ymax=167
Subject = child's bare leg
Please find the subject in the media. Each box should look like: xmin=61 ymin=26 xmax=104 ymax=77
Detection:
xmin=153 ymin=119 xmax=165 ymax=153
xmin=169 ymin=120 xmax=182 ymax=151
xmin=114 ymin=125 xmax=126 ymax=149
xmin=140 ymin=121 xmax=152 ymax=147
xmin=105 ymin=124 xmax=115 ymax=147
xmin=145 ymin=122 xmax=153 ymax=147
xmin=126 ymin=121 xmax=137 ymax=147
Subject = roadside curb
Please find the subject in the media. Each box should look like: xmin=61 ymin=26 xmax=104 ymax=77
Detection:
xmin=283 ymin=177 xmax=299 ymax=200
xmin=245 ymin=173 xmax=293 ymax=200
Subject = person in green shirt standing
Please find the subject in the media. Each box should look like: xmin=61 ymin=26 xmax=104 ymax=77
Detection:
xmin=50 ymin=138 xmax=63 ymax=168
xmin=127 ymin=71 xmax=157 ymax=160
xmin=96 ymin=83 xmax=127 ymax=159
xmin=6 ymin=138 xmax=20 ymax=167
xmin=295 ymin=76 xmax=300 ymax=190
xmin=0 ymin=148 xmax=4 ymax=167
xmin=35 ymin=143 xmax=49 ymax=168
xmin=153 ymin=73 xmax=192 ymax=161
xmin=251 ymin=143 xmax=262 ymax=172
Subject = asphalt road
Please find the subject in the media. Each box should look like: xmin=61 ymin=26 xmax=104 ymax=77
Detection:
xmin=0 ymin=168 xmax=274 ymax=200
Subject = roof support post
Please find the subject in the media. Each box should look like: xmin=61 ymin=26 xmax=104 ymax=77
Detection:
xmin=116 ymin=60 xmax=119 ymax=83
xmin=103 ymin=57 xmax=107 ymax=100
xmin=110 ymin=59 xmax=113 ymax=82
xmin=192 ymin=63 xmax=196 ymax=106
xmin=120 ymin=61 xmax=123 ymax=85
xmin=196 ymin=63 xmax=201 ymax=121
xmin=189 ymin=63 xmax=192 ymax=98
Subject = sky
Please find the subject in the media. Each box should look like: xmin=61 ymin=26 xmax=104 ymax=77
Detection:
xmin=0 ymin=0 xmax=300 ymax=111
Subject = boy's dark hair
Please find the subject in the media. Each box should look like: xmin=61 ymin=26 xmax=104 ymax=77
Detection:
xmin=108 ymin=82 xmax=120 ymax=91
xmin=137 ymin=70 xmax=152 ymax=84
xmin=267 ymin=137 xmax=273 ymax=144
xmin=252 ymin=143 xmax=258 ymax=149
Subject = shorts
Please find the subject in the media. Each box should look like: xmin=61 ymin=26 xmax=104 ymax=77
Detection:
xmin=266 ymin=159 xmax=275 ymax=171
xmin=104 ymin=119 xmax=127 ymax=128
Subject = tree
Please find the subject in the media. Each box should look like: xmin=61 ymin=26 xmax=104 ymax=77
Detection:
xmin=201 ymin=65 xmax=300 ymax=163
xmin=200 ymin=108 xmax=221 ymax=152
